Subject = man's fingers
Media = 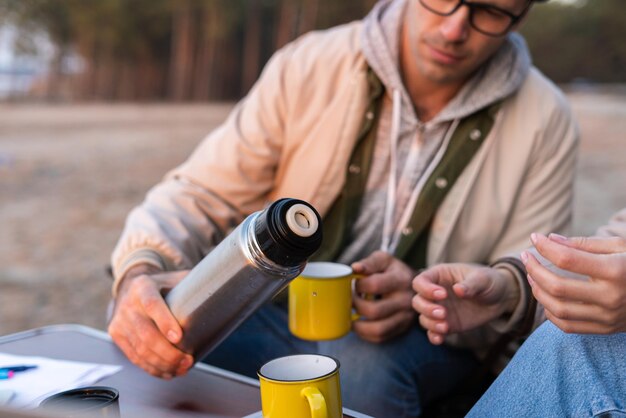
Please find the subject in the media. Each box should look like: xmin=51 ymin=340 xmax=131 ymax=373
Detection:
xmin=109 ymin=322 xmax=174 ymax=378
xmin=411 ymin=294 xmax=446 ymax=319
xmin=353 ymin=253 xmax=414 ymax=295
xmin=532 ymin=233 xmax=625 ymax=280
xmin=547 ymin=234 xmax=626 ymax=255
xmin=354 ymin=291 xmax=412 ymax=320
xmin=133 ymin=278 xmax=193 ymax=368
xmin=114 ymin=337 xmax=169 ymax=378
xmin=351 ymin=251 xmax=392 ymax=274
xmin=112 ymin=309 xmax=190 ymax=376
xmin=125 ymin=331 xmax=188 ymax=377
xmin=131 ymin=312 xmax=192 ymax=373
xmin=452 ymin=270 xmax=492 ymax=299
xmin=109 ymin=278 xmax=192 ymax=377
xmin=412 ymin=271 xmax=448 ymax=300
xmin=138 ymin=284 xmax=183 ymax=344
xmin=418 ymin=313 xmax=449 ymax=335
xmin=355 ymin=272 xmax=407 ymax=295
xmin=355 ymin=274 xmax=390 ymax=295
xmin=427 ymin=330 xmax=445 ymax=345
xmin=353 ymin=310 xmax=415 ymax=343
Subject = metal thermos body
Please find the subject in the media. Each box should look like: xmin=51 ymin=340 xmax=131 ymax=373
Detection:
xmin=165 ymin=198 xmax=322 ymax=361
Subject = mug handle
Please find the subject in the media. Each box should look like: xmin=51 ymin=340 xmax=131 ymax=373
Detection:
xmin=300 ymin=387 xmax=327 ymax=418
xmin=350 ymin=274 xmax=364 ymax=321
xmin=351 ymin=274 xmax=380 ymax=321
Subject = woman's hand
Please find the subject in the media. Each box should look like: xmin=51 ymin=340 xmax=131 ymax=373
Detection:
xmin=523 ymin=233 xmax=626 ymax=334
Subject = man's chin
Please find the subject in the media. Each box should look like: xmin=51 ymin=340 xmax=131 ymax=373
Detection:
xmin=413 ymin=54 xmax=475 ymax=86
xmin=422 ymin=67 xmax=468 ymax=85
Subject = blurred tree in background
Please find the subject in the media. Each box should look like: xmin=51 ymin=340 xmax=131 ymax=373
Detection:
xmin=0 ymin=0 xmax=623 ymax=102
xmin=521 ymin=0 xmax=626 ymax=84
xmin=0 ymin=0 xmax=376 ymax=100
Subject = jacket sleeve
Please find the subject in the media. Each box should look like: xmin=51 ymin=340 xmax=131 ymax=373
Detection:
xmin=110 ymin=44 xmax=298 ymax=296
xmin=486 ymin=86 xmax=579 ymax=336
xmin=446 ymin=85 xmax=580 ymax=351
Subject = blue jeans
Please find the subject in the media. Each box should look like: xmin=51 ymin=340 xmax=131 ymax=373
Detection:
xmin=468 ymin=322 xmax=626 ymax=417
xmin=203 ymin=303 xmax=478 ymax=417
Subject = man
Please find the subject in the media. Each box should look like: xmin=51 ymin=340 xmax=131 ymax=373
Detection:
xmin=419 ymin=208 xmax=626 ymax=416
xmin=108 ymin=0 xmax=578 ymax=416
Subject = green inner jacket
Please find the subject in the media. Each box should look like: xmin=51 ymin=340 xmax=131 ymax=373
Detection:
xmin=312 ymin=69 xmax=501 ymax=270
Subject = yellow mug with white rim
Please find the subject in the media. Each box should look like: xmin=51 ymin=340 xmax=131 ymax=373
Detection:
xmin=289 ymin=261 xmax=361 ymax=341
xmin=258 ymin=354 xmax=342 ymax=418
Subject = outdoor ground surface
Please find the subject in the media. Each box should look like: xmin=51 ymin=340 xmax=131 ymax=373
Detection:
xmin=1 ymin=86 xmax=625 ymax=337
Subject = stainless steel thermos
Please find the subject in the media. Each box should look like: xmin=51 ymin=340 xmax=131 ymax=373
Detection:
xmin=165 ymin=198 xmax=323 ymax=360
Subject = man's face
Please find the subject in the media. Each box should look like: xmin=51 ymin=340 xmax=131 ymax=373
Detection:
xmin=405 ymin=0 xmax=529 ymax=85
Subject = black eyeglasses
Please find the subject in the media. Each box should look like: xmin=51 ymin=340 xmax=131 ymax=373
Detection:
xmin=419 ymin=0 xmax=532 ymax=37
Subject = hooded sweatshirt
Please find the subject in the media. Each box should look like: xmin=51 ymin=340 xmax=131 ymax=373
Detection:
xmin=338 ymin=0 xmax=531 ymax=264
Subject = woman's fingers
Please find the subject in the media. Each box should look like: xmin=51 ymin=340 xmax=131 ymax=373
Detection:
xmin=530 ymin=279 xmax=608 ymax=323
xmin=547 ymin=234 xmax=626 ymax=254
xmin=524 ymin=251 xmax=599 ymax=303
xmin=532 ymin=234 xmax=625 ymax=280
xmin=544 ymin=308 xmax=618 ymax=335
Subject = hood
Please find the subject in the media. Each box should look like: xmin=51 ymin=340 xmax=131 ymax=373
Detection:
xmin=360 ymin=0 xmax=532 ymax=124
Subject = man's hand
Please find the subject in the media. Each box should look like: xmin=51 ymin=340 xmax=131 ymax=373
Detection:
xmin=108 ymin=265 xmax=194 ymax=379
xmin=523 ymin=233 xmax=626 ymax=334
xmin=351 ymin=251 xmax=417 ymax=343
xmin=412 ymin=263 xmax=520 ymax=345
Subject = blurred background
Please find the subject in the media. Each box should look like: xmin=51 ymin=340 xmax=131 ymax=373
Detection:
xmin=0 ymin=0 xmax=624 ymax=101
xmin=0 ymin=0 xmax=625 ymax=336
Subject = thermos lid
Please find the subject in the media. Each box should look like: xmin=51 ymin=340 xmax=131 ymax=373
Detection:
xmin=39 ymin=386 xmax=120 ymax=416
xmin=254 ymin=198 xmax=323 ymax=267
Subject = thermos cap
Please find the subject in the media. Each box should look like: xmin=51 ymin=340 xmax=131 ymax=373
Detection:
xmin=254 ymin=198 xmax=323 ymax=267
xmin=285 ymin=204 xmax=319 ymax=238
xmin=39 ymin=386 xmax=120 ymax=417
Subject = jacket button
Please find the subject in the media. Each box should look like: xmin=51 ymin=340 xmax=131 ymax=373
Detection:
xmin=348 ymin=164 xmax=361 ymax=174
xmin=365 ymin=111 xmax=374 ymax=120
xmin=469 ymin=129 xmax=482 ymax=141
xmin=435 ymin=177 xmax=448 ymax=189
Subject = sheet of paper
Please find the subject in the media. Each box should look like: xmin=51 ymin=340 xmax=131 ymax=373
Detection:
xmin=0 ymin=352 xmax=122 ymax=408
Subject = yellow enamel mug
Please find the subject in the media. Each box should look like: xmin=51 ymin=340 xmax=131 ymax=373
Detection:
xmin=258 ymin=354 xmax=342 ymax=418
xmin=289 ymin=261 xmax=360 ymax=341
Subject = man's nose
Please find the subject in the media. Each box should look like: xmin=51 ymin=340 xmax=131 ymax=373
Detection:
xmin=439 ymin=5 xmax=471 ymax=42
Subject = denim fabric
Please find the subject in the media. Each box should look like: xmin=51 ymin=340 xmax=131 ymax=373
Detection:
xmin=318 ymin=324 xmax=478 ymax=417
xmin=467 ymin=322 xmax=626 ymax=418
xmin=202 ymin=303 xmax=478 ymax=417
xmin=201 ymin=303 xmax=317 ymax=377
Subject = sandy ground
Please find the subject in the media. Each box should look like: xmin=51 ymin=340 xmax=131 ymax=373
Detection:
xmin=0 ymin=88 xmax=625 ymax=337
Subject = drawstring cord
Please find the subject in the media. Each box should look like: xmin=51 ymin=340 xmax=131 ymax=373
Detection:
xmin=381 ymin=88 xmax=460 ymax=254
xmin=381 ymin=89 xmax=402 ymax=253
